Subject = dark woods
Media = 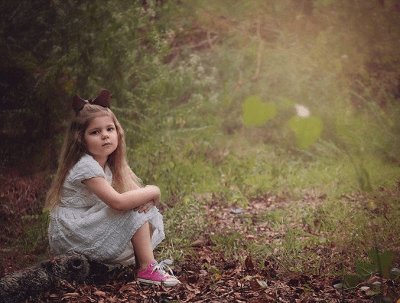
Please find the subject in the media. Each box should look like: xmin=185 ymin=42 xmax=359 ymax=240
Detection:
xmin=0 ymin=0 xmax=141 ymax=172
xmin=1 ymin=0 xmax=66 ymax=172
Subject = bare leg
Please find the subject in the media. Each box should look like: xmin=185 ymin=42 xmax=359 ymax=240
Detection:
xmin=131 ymin=221 xmax=154 ymax=271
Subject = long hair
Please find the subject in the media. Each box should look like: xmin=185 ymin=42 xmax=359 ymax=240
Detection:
xmin=45 ymin=104 xmax=142 ymax=210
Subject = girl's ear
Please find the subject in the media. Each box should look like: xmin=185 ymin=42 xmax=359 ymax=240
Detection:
xmin=72 ymin=95 xmax=87 ymax=113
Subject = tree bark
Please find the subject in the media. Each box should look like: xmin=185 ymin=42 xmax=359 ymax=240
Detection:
xmin=0 ymin=253 xmax=106 ymax=303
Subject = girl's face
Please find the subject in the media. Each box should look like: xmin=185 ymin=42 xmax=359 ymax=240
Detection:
xmin=84 ymin=115 xmax=118 ymax=165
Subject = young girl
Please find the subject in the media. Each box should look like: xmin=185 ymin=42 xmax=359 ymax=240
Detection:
xmin=46 ymin=90 xmax=180 ymax=287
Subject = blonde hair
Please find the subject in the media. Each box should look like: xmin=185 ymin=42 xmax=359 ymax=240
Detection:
xmin=45 ymin=104 xmax=142 ymax=210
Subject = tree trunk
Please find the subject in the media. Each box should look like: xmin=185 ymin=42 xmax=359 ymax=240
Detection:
xmin=0 ymin=253 xmax=106 ymax=303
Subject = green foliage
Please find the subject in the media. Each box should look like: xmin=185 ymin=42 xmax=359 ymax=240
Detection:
xmin=159 ymin=195 xmax=208 ymax=261
xmin=364 ymin=249 xmax=398 ymax=279
xmin=0 ymin=0 xmax=181 ymax=169
xmin=337 ymin=248 xmax=399 ymax=300
xmin=343 ymin=274 xmax=360 ymax=289
xmin=210 ymin=231 xmax=245 ymax=258
xmin=355 ymin=248 xmax=398 ymax=281
xmin=20 ymin=210 xmax=49 ymax=254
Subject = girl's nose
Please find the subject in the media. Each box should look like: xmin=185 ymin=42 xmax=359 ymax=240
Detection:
xmin=102 ymin=131 xmax=109 ymax=138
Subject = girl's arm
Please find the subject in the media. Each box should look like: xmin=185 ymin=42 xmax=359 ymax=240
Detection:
xmin=83 ymin=177 xmax=160 ymax=212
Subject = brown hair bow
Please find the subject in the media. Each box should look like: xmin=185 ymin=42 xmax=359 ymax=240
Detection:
xmin=72 ymin=90 xmax=111 ymax=113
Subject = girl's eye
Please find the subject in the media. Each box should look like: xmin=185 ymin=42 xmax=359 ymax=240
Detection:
xmin=108 ymin=127 xmax=115 ymax=132
xmin=90 ymin=130 xmax=99 ymax=135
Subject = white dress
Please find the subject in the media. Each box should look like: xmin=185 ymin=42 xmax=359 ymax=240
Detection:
xmin=48 ymin=154 xmax=165 ymax=265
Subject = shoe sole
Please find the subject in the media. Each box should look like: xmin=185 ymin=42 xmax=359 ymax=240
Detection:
xmin=137 ymin=278 xmax=180 ymax=287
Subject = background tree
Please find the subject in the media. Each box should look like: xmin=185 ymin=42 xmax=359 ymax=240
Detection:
xmin=0 ymin=0 xmax=168 ymax=172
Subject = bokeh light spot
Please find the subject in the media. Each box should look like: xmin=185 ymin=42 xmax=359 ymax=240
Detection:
xmin=242 ymin=96 xmax=277 ymax=126
xmin=289 ymin=116 xmax=322 ymax=148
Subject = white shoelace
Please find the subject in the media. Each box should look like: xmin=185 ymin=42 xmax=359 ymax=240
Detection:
xmin=152 ymin=259 xmax=175 ymax=278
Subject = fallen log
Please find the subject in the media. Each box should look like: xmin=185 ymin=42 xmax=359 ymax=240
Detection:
xmin=0 ymin=253 xmax=107 ymax=303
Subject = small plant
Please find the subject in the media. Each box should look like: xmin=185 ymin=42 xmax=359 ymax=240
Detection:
xmin=335 ymin=247 xmax=399 ymax=301
xmin=356 ymin=248 xmax=398 ymax=281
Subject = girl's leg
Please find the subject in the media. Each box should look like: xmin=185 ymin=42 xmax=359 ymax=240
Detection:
xmin=133 ymin=221 xmax=180 ymax=287
xmin=131 ymin=221 xmax=154 ymax=270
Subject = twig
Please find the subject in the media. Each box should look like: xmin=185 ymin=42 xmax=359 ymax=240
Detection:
xmin=169 ymin=35 xmax=218 ymax=53
xmin=219 ymin=289 xmax=234 ymax=297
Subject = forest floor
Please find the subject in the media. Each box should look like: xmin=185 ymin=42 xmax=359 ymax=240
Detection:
xmin=30 ymin=256 xmax=381 ymax=303
xmin=1 ymin=181 xmax=399 ymax=302
xmin=30 ymin=194 xmax=400 ymax=302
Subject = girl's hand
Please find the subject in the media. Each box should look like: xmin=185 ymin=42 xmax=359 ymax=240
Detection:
xmin=134 ymin=200 xmax=155 ymax=213
xmin=134 ymin=185 xmax=160 ymax=213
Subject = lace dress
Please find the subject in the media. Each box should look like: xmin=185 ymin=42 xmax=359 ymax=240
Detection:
xmin=48 ymin=154 xmax=165 ymax=265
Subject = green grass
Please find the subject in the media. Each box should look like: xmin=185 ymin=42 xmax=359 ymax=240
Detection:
xmin=146 ymin=129 xmax=399 ymax=277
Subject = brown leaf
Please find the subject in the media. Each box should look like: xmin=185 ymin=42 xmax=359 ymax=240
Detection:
xmin=107 ymin=296 xmax=118 ymax=302
xmin=249 ymin=279 xmax=261 ymax=290
xmin=119 ymin=284 xmax=135 ymax=292
xmin=94 ymin=290 xmax=106 ymax=297
xmin=63 ymin=292 xmax=80 ymax=298
xmin=185 ymin=283 xmax=201 ymax=294
xmin=245 ymin=255 xmax=255 ymax=270
xmin=249 ymin=299 xmax=269 ymax=303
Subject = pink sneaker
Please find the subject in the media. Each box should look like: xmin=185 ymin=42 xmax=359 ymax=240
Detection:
xmin=137 ymin=259 xmax=180 ymax=287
